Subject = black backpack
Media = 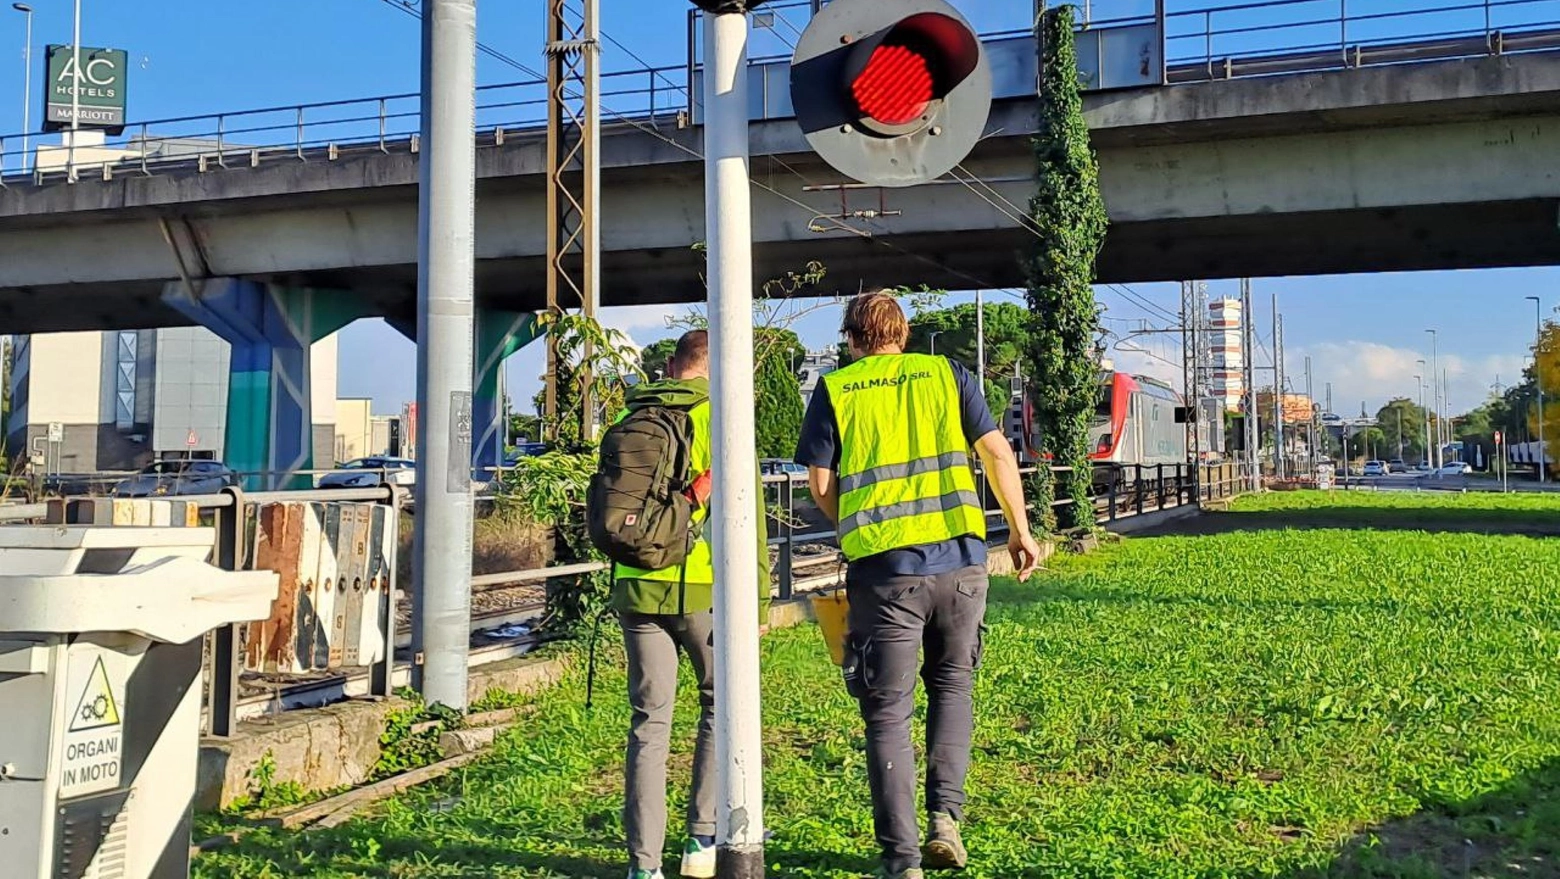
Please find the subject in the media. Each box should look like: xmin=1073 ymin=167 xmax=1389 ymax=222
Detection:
xmin=587 ymin=405 xmax=700 ymax=571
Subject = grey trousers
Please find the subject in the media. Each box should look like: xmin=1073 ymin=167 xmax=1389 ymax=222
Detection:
xmin=622 ymin=610 xmax=717 ymax=871
xmin=844 ymin=565 xmax=989 ymax=873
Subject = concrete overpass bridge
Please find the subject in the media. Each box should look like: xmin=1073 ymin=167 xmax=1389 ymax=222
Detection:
xmin=1 ymin=2 xmax=1558 ymax=480
xmin=2 ymin=31 xmax=1560 ymax=334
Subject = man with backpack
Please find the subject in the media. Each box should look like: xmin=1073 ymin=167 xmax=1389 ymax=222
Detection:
xmin=588 ymin=329 xmax=771 ymax=879
xmin=795 ymin=292 xmax=1043 ymax=879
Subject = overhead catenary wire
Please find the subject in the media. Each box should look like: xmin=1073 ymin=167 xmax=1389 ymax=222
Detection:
xmin=374 ymin=0 xmax=1009 ymax=297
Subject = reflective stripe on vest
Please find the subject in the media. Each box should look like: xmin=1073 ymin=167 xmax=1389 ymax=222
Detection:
xmin=823 ymin=353 xmax=986 ymax=561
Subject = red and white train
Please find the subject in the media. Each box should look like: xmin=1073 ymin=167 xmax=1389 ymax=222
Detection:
xmin=1009 ymin=371 xmax=1189 ymax=471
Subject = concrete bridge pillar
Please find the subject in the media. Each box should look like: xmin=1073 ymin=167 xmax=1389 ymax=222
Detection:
xmin=389 ymin=309 xmax=542 ymax=476
xmin=475 ymin=310 xmax=541 ymax=476
xmin=163 ymin=279 xmax=373 ymax=490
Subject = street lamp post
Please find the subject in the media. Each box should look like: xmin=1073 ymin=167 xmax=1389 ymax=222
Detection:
xmin=11 ymin=3 xmax=31 ymax=175
xmin=1425 ymin=329 xmax=1440 ymax=469
xmin=66 ymin=0 xmax=82 ymax=182
xmin=1528 ymin=295 xmax=1546 ymax=483
xmin=928 ymin=330 xmax=943 ymax=356
xmin=1414 ymin=373 xmax=1429 ymax=467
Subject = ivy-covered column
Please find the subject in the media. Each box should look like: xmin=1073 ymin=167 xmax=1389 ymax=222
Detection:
xmin=1024 ymin=5 xmax=1108 ymax=532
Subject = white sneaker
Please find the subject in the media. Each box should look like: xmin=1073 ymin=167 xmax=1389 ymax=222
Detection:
xmin=680 ymin=838 xmax=717 ymax=878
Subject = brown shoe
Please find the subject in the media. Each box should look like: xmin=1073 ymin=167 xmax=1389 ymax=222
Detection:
xmin=922 ymin=812 xmax=968 ymax=869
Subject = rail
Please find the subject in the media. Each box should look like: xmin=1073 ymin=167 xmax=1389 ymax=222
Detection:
xmin=0 ymin=461 xmax=1247 ymax=730
xmin=3 ymin=0 xmax=1558 ymax=185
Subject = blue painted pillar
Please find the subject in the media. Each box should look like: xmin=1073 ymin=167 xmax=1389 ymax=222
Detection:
xmin=475 ymin=311 xmax=541 ymax=475
xmin=391 ymin=309 xmax=542 ymax=475
xmin=164 ymin=279 xmax=372 ymax=490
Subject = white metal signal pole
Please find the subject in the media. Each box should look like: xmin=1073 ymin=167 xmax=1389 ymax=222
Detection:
xmin=701 ymin=4 xmax=766 ymax=875
xmin=412 ymin=0 xmax=477 ymax=712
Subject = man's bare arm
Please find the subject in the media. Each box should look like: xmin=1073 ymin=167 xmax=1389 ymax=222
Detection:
xmin=974 ymin=430 xmax=1043 ymax=581
xmin=808 ymin=465 xmax=840 ymax=526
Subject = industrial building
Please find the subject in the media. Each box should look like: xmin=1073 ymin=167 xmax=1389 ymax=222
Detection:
xmin=5 ymin=327 xmax=339 ymax=476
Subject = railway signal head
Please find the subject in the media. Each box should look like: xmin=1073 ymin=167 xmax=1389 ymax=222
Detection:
xmin=790 ymin=0 xmax=992 ymax=188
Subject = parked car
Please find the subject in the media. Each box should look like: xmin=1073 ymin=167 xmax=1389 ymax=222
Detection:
xmin=113 ymin=460 xmax=237 ymax=498
xmin=1414 ymin=462 xmax=1434 ymax=473
xmin=760 ymin=459 xmax=806 ymax=478
xmin=1438 ymin=461 xmax=1473 ymax=476
xmin=1388 ymin=459 xmax=1407 ymax=473
xmin=504 ymin=443 xmax=550 ymax=465
xmin=1362 ymin=460 xmax=1389 ymax=477
xmin=319 ymin=457 xmax=416 ymax=489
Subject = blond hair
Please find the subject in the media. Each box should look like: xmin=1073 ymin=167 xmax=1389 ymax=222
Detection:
xmin=842 ymin=291 xmax=910 ymax=352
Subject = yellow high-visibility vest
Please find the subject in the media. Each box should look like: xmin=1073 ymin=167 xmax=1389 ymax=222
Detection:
xmin=823 ymin=353 xmax=986 ymax=561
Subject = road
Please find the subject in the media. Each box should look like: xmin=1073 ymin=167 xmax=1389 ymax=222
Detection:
xmin=1338 ymin=470 xmax=1560 ymax=493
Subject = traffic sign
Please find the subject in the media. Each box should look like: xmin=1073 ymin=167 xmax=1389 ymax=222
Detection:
xmin=47 ymin=422 xmax=63 ymax=443
xmin=186 ymin=429 xmax=199 ymax=447
xmin=791 ymin=0 xmax=992 ymax=188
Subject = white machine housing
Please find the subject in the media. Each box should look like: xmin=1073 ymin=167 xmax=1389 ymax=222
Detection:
xmin=0 ymin=526 xmax=278 ymax=879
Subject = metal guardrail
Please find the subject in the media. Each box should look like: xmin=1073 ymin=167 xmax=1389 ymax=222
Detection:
xmin=3 ymin=0 xmax=1558 ymax=185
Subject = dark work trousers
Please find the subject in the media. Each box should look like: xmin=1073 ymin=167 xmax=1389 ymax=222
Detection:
xmin=622 ymin=610 xmax=717 ymax=871
xmin=843 ymin=564 xmax=989 ymax=873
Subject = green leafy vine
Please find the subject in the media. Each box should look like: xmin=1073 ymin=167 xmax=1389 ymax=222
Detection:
xmin=1025 ymin=5 xmax=1108 ymax=533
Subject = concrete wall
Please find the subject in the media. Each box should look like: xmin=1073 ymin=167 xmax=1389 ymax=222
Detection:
xmin=311 ymin=333 xmax=338 ymax=468
xmin=152 ymin=326 xmax=229 ymax=457
xmin=334 ymin=398 xmax=373 ymax=463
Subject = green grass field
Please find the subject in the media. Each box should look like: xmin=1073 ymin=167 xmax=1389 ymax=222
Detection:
xmin=197 ymin=492 xmax=1560 ymax=878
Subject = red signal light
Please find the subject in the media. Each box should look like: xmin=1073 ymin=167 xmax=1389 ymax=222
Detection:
xmin=851 ymin=42 xmax=934 ymax=126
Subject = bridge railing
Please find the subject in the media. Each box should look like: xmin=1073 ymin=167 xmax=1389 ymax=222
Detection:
xmin=1074 ymin=0 xmax=1560 ymax=81
xmin=4 ymin=0 xmax=1559 ymax=185
xmin=0 ymin=63 xmax=693 ymax=185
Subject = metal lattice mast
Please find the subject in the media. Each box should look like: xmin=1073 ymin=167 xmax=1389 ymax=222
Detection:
xmin=544 ymin=0 xmax=601 ymax=440
xmin=1242 ymin=278 xmax=1259 ymax=490
xmin=1180 ymin=281 xmax=1195 ymax=460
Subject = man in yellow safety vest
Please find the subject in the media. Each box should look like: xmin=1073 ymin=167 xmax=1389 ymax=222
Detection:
xmin=795 ymin=291 xmax=1042 ymax=879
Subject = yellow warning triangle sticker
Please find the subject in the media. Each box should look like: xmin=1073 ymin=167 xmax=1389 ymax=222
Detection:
xmin=69 ymin=657 xmax=121 ymax=732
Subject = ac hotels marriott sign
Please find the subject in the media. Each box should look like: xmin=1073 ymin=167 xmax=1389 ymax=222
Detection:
xmin=44 ymin=44 xmax=129 ymax=134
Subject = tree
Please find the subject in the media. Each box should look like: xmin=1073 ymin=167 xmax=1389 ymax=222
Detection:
xmin=1374 ymin=397 xmax=1430 ymax=463
xmin=531 ymin=313 xmax=643 ymax=448
xmin=659 ymin=256 xmax=830 ymax=461
xmin=1024 ymin=6 xmax=1107 ymax=533
xmin=639 ymin=339 xmax=678 ymax=381
xmin=642 ymin=323 xmax=806 ymax=461
xmin=1528 ymin=319 xmax=1560 ymax=447
xmin=753 ymin=328 xmax=806 ymax=460
xmin=908 ymin=302 xmax=1035 ymax=420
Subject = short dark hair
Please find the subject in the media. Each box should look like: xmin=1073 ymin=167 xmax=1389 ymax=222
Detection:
xmin=672 ymin=329 xmax=709 ymax=370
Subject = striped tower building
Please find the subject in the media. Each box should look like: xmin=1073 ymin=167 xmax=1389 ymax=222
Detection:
xmin=1208 ymin=298 xmax=1245 ymax=412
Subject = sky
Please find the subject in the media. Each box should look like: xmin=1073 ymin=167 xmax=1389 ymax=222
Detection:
xmin=1 ymin=0 xmax=1555 ymax=419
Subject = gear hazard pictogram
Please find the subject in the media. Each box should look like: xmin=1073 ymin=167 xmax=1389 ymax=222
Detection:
xmin=68 ymin=657 xmax=121 ymax=732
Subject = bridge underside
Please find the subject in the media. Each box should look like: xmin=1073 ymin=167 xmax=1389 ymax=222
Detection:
xmin=8 ymin=191 xmax=1559 ymax=335
xmin=3 ymin=54 xmax=1560 ymax=334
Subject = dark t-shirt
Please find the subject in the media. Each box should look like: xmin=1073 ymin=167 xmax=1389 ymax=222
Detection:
xmin=794 ymin=356 xmax=1000 ymax=578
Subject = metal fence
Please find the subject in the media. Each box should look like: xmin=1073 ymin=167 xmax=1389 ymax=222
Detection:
xmin=0 ymin=460 xmax=1250 ymax=731
xmin=3 ymin=0 xmax=1557 ymax=184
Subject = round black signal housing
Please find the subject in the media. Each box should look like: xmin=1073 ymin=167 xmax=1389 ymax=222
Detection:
xmin=791 ymin=0 xmax=992 ymax=188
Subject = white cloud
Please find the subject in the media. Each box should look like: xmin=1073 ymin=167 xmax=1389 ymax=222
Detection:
xmin=1108 ymin=342 xmax=1183 ymax=390
xmin=598 ymin=304 xmax=697 ymax=342
xmin=1287 ymin=341 xmax=1523 ymax=416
